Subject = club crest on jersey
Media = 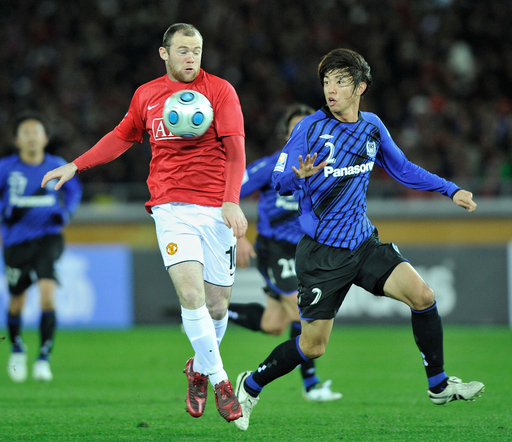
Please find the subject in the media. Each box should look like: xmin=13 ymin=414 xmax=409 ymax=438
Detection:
xmin=366 ymin=141 xmax=377 ymax=158
xmin=166 ymin=242 xmax=178 ymax=255
xmin=274 ymin=152 xmax=288 ymax=172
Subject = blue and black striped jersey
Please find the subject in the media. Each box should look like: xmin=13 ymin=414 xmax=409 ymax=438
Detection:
xmin=241 ymin=150 xmax=303 ymax=244
xmin=0 ymin=153 xmax=82 ymax=247
xmin=272 ymin=107 xmax=460 ymax=250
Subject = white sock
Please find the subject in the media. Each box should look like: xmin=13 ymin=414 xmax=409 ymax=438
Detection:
xmin=212 ymin=311 xmax=229 ymax=347
xmin=209 ymin=312 xmax=230 ymax=385
xmin=181 ymin=304 xmax=227 ymax=385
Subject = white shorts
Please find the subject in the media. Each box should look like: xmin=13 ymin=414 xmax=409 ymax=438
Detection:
xmin=151 ymin=202 xmax=236 ymax=286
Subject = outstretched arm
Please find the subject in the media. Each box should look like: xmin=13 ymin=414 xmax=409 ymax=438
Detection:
xmin=41 ymin=131 xmax=133 ymax=190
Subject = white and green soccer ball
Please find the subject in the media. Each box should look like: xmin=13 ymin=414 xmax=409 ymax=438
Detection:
xmin=163 ymin=90 xmax=213 ymax=138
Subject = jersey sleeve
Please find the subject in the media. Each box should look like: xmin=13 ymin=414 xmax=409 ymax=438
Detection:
xmin=272 ymin=125 xmax=306 ymax=195
xmin=113 ymin=87 xmax=146 ymax=143
xmin=73 ymin=131 xmax=134 ymax=172
xmin=222 ymin=135 xmax=245 ymax=204
xmin=375 ymin=119 xmax=460 ymax=197
xmin=240 ymin=154 xmax=277 ymax=198
xmin=212 ymin=81 xmax=245 ymax=138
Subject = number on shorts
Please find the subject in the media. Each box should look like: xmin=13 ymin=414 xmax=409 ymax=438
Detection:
xmin=277 ymin=258 xmax=296 ymax=279
xmin=225 ymin=245 xmax=236 ymax=270
xmin=311 ymin=288 xmax=322 ymax=305
xmin=5 ymin=266 xmax=22 ymax=286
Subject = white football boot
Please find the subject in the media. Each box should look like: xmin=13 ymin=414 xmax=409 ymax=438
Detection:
xmin=234 ymin=371 xmax=259 ymax=431
xmin=429 ymin=376 xmax=484 ymax=405
xmin=32 ymin=359 xmax=53 ymax=382
xmin=303 ymin=380 xmax=343 ymax=402
xmin=7 ymin=352 xmax=28 ymax=383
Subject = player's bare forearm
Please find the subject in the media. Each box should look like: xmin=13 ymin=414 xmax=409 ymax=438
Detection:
xmin=41 ymin=162 xmax=78 ymax=190
xmin=222 ymin=201 xmax=248 ymax=238
xmin=292 ymin=153 xmax=327 ymax=178
xmin=452 ymin=189 xmax=477 ymax=213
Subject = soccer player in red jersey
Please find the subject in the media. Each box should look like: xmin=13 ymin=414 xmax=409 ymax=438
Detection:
xmin=41 ymin=23 xmax=244 ymax=422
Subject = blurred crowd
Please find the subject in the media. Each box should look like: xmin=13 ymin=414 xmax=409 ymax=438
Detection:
xmin=1 ymin=0 xmax=511 ymax=201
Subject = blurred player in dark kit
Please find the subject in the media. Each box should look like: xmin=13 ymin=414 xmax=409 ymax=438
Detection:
xmin=1 ymin=111 xmax=82 ymax=382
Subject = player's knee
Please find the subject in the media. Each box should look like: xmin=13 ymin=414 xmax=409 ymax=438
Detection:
xmin=411 ymin=285 xmax=435 ymax=311
xmin=8 ymin=306 xmax=22 ymax=316
xmin=40 ymin=298 xmax=55 ymax=311
xmin=261 ymin=323 xmax=286 ymax=336
xmin=303 ymin=344 xmax=326 ymax=360
xmin=178 ymin=289 xmax=206 ymax=310
xmin=207 ymin=303 xmax=229 ymax=321
xmin=9 ymin=295 xmax=24 ymax=315
xmin=299 ymin=340 xmax=327 ymax=360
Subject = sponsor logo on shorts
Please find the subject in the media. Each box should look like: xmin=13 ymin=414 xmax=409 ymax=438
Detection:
xmin=166 ymin=242 xmax=178 ymax=255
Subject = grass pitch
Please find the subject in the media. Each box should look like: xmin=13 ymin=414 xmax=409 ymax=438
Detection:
xmin=0 ymin=325 xmax=511 ymax=442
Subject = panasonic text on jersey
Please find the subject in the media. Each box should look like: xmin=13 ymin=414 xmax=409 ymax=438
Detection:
xmin=323 ymin=162 xmax=375 ymax=178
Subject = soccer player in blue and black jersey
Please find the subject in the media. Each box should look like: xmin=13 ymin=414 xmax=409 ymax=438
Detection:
xmin=228 ymin=104 xmax=341 ymax=402
xmin=0 ymin=112 xmax=82 ymax=383
xmin=233 ymin=48 xmax=484 ymax=431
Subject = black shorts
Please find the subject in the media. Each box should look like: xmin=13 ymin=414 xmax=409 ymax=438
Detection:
xmin=255 ymin=235 xmax=298 ymax=299
xmin=3 ymin=234 xmax=64 ymax=295
xmin=295 ymin=229 xmax=406 ymax=320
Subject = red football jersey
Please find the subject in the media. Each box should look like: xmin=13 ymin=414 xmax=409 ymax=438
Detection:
xmin=113 ymin=69 xmax=245 ymax=211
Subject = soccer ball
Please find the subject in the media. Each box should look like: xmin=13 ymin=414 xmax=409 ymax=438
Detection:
xmin=163 ymin=90 xmax=214 ymax=138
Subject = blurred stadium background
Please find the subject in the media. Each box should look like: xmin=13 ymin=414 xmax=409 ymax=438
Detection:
xmin=0 ymin=0 xmax=511 ymax=329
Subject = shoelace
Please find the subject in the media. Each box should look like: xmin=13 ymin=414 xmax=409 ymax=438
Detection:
xmin=192 ymin=372 xmax=208 ymax=387
xmin=217 ymin=382 xmax=233 ymax=398
xmin=441 ymin=377 xmax=462 ymax=403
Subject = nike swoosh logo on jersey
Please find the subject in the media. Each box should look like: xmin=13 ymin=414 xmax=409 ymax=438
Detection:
xmin=148 ymin=103 xmax=159 ymax=110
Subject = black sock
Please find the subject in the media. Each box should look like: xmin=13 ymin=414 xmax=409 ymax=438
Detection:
xmin=228 ymin=303 xmax=264 ymax=331
xmin=290 ymin=322 xmax=318 ymax=391
xmin=250 ymin=337 xmax=309 ymax=390
xmin=39 ymin=310 xmax=56 ymax=360
xmin=7 ymin=312 xmax=23 ymax=351
xmin=411 ymin=302 xmax=445 ymax=382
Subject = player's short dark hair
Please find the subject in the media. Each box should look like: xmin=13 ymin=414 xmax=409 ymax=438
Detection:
xmin=318 ymin=48 xmax=372 ymax=96
xmin=162 ymin=23 xmax=202 ymax=49
xmin=279 ymin=103 xmax=315 ymax=137
xmin=12 ymin=111 xmax=49 ymax=137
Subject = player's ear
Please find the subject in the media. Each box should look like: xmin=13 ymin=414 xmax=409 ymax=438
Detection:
xmin=159 ymin=46 xmax=169 ymax=61
xmin=356 ymin=82 xmax=367 ymax=96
